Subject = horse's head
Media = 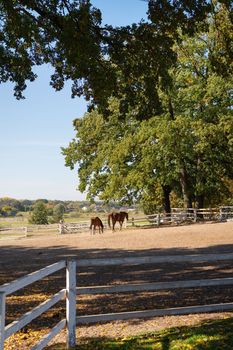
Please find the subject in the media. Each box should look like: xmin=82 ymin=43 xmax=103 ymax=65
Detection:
xmin=125 ymin=212 xmax=129 ymax=221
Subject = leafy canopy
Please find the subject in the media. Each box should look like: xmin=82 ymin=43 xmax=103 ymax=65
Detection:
xmin=0 ymin=0 xmax=232 ymax=119
xmin=62 ymin=12 xmax=233 ymax=209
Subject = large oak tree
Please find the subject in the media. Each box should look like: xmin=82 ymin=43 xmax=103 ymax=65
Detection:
xmin=62 ymin=11 xmax=233 ymax=211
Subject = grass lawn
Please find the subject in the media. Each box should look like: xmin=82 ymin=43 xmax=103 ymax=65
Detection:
xmin=48 ymin=317 xmax=233 ymax=350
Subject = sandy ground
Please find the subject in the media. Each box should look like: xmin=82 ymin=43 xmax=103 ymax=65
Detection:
xmin=1 ymin=221 xmax=233 ymax=257
xmin=1 ymin=221 xmax=233 ymax=347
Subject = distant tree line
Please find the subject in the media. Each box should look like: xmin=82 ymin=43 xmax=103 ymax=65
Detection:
xmin=0 ymin=197 xmax=130 ymax=221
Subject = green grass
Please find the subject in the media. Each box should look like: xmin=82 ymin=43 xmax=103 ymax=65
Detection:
xmin=0 ymin=233 xmax=24 ymax=239
xmin=0 ymin=219 xmax=28 ymax=227
xmin=47 ymin=317 xmax=233 ymax=350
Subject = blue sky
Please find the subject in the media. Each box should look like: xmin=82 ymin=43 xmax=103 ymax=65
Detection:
xmin=0 ymin=0 xmax=148 ymax=201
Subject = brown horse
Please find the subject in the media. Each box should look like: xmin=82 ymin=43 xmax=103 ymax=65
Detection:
xmin=108 ymin=211 xmax=128 ymax=231
xmin=90 ymin=217 xmax=104 ymax=235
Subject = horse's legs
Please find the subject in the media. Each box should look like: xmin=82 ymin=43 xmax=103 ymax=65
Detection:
xmin=119 ymin=220 xmax=123 ymax=230
xmin=112 ymin=219 xmax=115 ymax=232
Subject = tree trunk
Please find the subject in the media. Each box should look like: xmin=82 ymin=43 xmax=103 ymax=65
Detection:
xmin=168 ymin=97 xmax=175 ymax=120
xmin=196 ymin=194 xmax=204 ymax=209
xmin=195 ymin=157 xmax=205 ymax=212
xmin=162 ymin=185 xmax=171 ymax=214
xmin=180 ymin=167 xmax=192 ymax=209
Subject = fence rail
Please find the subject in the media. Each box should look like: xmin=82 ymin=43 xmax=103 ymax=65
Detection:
xmin=76 ymin=253 xmax=233 ymax=267
xmin=27 ymin=224 xmax=59 ymax=233
xmin=0 ymin=227 xmax=27 ymax=237
xmin=77 ymin=276 xmax=233 ymax=295
xmin=76 ymin=302 xmax=233 ymax=325
xmin=4 ymin=289 xmax=66 ymax=340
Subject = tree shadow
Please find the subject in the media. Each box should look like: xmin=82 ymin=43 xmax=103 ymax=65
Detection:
xmin=46 ymin=316 xmax=233 ymax=349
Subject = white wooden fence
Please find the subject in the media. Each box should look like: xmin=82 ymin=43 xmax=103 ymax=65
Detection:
xmin=0 ymin=260 xmax=76 ymax=350
xmin=26 ymin=224 xmax=59 ymax=233
xmin=0 ymin=227 xmax=27 ymax=238
xmin=59 ymin=220 xmax=108 ymax=234
xmin=0 ymin=224 xmax=59 ymax=237
xmin=129 ymin=206 xmax=233 ymax=228
xmin=1 ymin=253 xmax=233 ymax=349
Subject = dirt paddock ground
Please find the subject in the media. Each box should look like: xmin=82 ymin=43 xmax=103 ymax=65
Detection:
xmin=1 ymin=221 xmax=233 ymax=348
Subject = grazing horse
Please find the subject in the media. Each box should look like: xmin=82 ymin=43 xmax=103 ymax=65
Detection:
xmin=90 ymin=217 xmax=104 ymax=235
xmin=108 ymin=211 xmax=128 ymax=231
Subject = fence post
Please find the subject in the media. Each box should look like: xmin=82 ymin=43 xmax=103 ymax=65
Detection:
xmin=220 ymin=208 xmax=223 ymax=222
xmin=0 ymin=292 xmax=6 ymax=350
xmin=24 ymin=226 xmax=28 ymax=237
xmin=194 ymin=209 xmax=197 ymax=223
xmin=132 ymin=217 xmax=135 ymax=227
xmin=66 ymin=260 xmax=76 ymax=349
xmin=59 ymin=223 xmax=65 ymax=234
xmin=157 ymin=214 xmax=160 ymax=227
xmin=209 ymin=207 xmax=212 ymax=220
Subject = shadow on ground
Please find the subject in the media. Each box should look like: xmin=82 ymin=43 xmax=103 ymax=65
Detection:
xmin=1 ymin=238 xmax=233 ymax=348
xmin=46 ymin=316 xmax=233 ymax=349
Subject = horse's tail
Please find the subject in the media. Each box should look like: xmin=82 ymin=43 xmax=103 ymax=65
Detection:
xmin=108 ymin=214 xmax=112 ymax=228
xmin=100 ymin=220 xmax=104 ymax=232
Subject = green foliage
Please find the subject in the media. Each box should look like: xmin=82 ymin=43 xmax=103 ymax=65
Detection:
xmin=29 ymin=201 xmax=48 ymax=225
xmin=0 ymin=1 xmax=231 ymax=119
xmin=63 ymin=9 xmax=233 ymax=210
xmin=0 ymin=198 xmax=123 ymax=222
xmin=0 ymin=205 xmax=17 ymax=217
xmin=52 ymin=203 xmax=65 ymax=223
xmin=0 ymin=197 xmax=24 ymax=211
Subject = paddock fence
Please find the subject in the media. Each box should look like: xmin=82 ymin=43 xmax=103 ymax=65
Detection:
xmin=0 ymin=226 xmax=27 ymax=239
xmin=0 ymin=224 xmax=59 ymax=239
xmin=1 ymin=253 xmax=233 ymax=349
xmin=26 ymin=224 xmax=59 ymax=235
xmin=59 ymin=220 xmax=108 ymax=234
xmin=1 ymin=207 xmax=232 ymax=237
xmin=58 ymin=206 xmax=233 ymax=234
xmin=128 ymin=206 xmax=233 ymax=228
